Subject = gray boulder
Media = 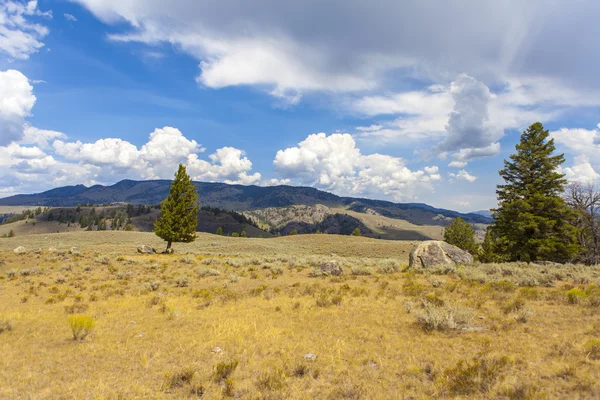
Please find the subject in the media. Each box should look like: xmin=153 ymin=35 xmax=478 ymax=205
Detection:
xmin=137 ymin=245 xmax=156 ymax=254
xmin=409 ymin=241 xmax=473 ymax=268
xmin=320 ymin=261 xmax=343 ymax=276
xmin=13 ymin=246 xmax=26 ymax=255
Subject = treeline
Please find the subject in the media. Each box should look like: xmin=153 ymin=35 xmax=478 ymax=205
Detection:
xmin=0 ymin=207 xmax=50 ymax=225
xmin=445 ymin=122 xmax=599 ymax=266
xmin=200 ymin=206 xmax=260 ymax=229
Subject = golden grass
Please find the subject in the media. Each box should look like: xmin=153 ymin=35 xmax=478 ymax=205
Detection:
xmin=0 ymin=232 xmax=599 ymax=399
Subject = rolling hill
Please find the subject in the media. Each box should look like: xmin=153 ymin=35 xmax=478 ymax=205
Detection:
xmin=0 ymin=180 xmax=491 ymax=227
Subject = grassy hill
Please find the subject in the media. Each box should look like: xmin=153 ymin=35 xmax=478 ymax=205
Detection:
xmin=0 ymin=180 xmax=491 ymax=226
xmin=0 ymin=231 xmax=599 ymax=398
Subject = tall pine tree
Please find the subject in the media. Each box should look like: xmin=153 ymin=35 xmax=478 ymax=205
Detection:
xmin=154 ymin=164 xmax=199 ymax=251
xmin=444 ymin=217 xmax=479 ymax=255
xmin=491 ymin=122 xmax=580 ymax=262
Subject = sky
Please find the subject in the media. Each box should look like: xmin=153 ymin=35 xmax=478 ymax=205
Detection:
xmin=0 ymin=0 xmax=599 ymax=212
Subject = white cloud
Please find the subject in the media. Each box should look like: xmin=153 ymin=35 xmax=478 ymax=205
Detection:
xmin=449 ymin=170 xmax=477 ymax=183
xmin=0 ymin=0 xmax=52 ymax=59
xmin=187 ymin=146 xmax=261 ymax=184
xmin=0 ymin=69 xmax=36 ymax=145
xmin=561 ymin=158 xmax=600 ymax=185
xmin=64 ymin=13 xmax=77 ymax=22
xmin=274 ymin=132 xmax=440 ymax=200
xmin=448 ymin=161 xmax=467 ymax=168
xmin=20 ymin=125 xmax=67 ymax=149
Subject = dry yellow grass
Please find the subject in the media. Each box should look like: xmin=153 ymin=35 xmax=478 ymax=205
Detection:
xmin=1 ymin=232 xmax=600 ymax=399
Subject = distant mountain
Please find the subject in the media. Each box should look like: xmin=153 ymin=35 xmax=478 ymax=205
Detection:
xmin=0 ymin=180 xmax=492 ymax=226
xmin=472 ymin=209 xmax=493 ymax=219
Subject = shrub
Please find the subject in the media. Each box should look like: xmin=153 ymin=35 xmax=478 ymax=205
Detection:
xmin=566 ymin=288 xmax=587 ymax=304
xmin=351 ymin=266 xmax=372 ymax=276
xmin=228 ymin=274 xmax=240 ymax=283
xmin=256 ymin=369 xmax=285 ymax=391
xmin=162 ymin=367 xmax=195 ymax=390
xmin=180 ymin=256 xmax=196 ymax=265
xmin=213 ymin=360 xmax=239 ymax=382
xmin=503 ymin=298 xmax=526 ymax=314
xmin=308 ymin=268 xmax=328 ymax=277
xmin=197 ymin=268 xmax=220 ymax=277
xmin=0 ymin=318 xmax=12 ymax=333
xmin=443 ymin=355 xmax=511 ymax=395
xmin=415 ymin=300 xmax=474 ymax=332
xmin=175 ymin=276 xmax=189 ymax=287
xmin=68 ymin=314 xmax=96 ymax=341
xmin=585 ymin=338 xmax=600 ymax=360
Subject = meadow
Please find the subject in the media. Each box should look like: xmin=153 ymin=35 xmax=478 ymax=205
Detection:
xmin=1 ymin=232 xmax=600 ymax=399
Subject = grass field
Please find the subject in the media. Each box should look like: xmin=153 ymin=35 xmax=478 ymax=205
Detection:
xmin=1 ymin=232 xmax=600 ymax=399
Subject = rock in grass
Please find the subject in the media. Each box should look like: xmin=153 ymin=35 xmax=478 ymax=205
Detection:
xmin=13 ymin=246 xmax=26 ymax=255
xmin=320 ymin=261 xmax=343 ymax=276
xmin=304 ymin=353 xmax=317 ymax=361
xmin=137 ymin=245 xmax=156 ymax=254
xmin=409 ymin=241 xmax=473 ymax=269
xmin=69 ymin=247 xmax=81 ymax=256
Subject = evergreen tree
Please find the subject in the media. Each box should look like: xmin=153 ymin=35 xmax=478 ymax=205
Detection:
xmin=351 ymin=228 xmax=361 ymax=236
xmin=491 ymin=122 xmax=580 ymax=262
xmin=443 ymin=217 xmax=478 ymax=254
xmin=216 ymin=227 xmax=223 ymax=236
xmin=154 ymin=164 xmax=199 ymax=251
xmin=479 ymin=227 xmax=501 ymax=263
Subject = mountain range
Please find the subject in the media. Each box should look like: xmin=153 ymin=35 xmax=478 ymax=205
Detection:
xmin=0 ymin=180 xmax=491 ymax=227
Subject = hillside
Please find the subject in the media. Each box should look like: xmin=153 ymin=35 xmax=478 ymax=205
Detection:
xmin=0 ymin=205 xmax=273 ymax=239
xmin=0 ymin=180 xmax=491 ymax=227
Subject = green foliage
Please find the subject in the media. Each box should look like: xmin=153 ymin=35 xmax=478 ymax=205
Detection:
xmin=479 ymin=227 xmax=502 ymax=263
xmin=154 ymin=164 xmax=199 ymax=250
xmin=491 ymin=122 xmax=580 ymax=262
xmin=351 ymin=228 xmax=361 ymax=236
xmin=68 ymin=314 xmax=95 ymax=341
xmin=213 ymin=360 xmax=239 ymax=382
xmin=289 ymin=229 xmax=297 ymax=236
xmin=216 ymin=226 xmax=223 ymax=235
xmin=444 ymin=218 xmax=478 ymax=255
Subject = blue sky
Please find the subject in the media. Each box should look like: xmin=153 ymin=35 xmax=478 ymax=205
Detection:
xmin=1 ymin=0 xmax=599 ymax=212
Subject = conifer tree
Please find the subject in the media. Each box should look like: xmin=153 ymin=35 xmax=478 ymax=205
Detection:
xmin=490 ymin=122 xmax=580 ymax=262
xmin=154 ymin=164 xmax=199 ymax=251
xmin=443 ymin=217 xmax=478 ymax=255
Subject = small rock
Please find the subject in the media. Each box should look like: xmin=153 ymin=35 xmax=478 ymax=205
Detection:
xmin=137 ymin=245 xmax=156 ymax=254
xmin=366 ymin=361 xmax=378 ymax=368
xmin=163 ymin=248 xmax=175 ymax=255
xmin=319 ymin=261 xmax=343 ymax=276
xmin=135 ymin=333 xmax=145 ymax=338
xmin=13 ymin=246 xmax=26 ymax=255
xmin=48 ymin=247 xmax=56 ymax=253
xmin=69 ymin=247 xmax=81 ymax=256
xmin=33 ymin=248 xmax=42 ymax=254
xmin=212 ymin=347 xmax=223 ymax=354
xmin=304 ymin=353 xmax=317 ymax=361
xmin=478 ymin=316 xmax=485 ymax=320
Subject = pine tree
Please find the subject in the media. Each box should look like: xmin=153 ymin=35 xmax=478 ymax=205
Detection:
xmin=154 ymin=164 xmax=199 ymax=251
xmin=216 ymin=227 xmax=223 ymax=236
xmin=479 ymin=227 xmax=501 ymax=263
xmin=491 ymin=122 xmax=580 ymax=262
xmin=443 ymin=217 xmax=478 ymax=255
xmin=351 ymin=228 xmax=361 ymax=236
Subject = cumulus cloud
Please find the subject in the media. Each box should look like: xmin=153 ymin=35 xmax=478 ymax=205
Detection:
xmin=188 ymin=147 xmax=261 ymax=185
xmin=436 ymin=75 xmax=502 ymax=159
xmin=0 ymin=69 xmax=36 ymax=146
xmin=20 ymin=125 xmax=67 ymax=149
xmin=274 ymin=132 xmax=440 ymax=200
xmin=448 ymin=161 xmax=467 ymax=168
xmin=449 ymin=170 xmax=477 ymax=183
xmin=551 ymin=125 xmax=600 ymax=184
xmin=0 ymin=0 xmax=52 ymax=59
xmin=561 ymin=158 xmax=600 ymax=185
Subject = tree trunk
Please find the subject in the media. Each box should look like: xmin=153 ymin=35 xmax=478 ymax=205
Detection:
xmin=166 ymin=241 xmax=172 ymax=251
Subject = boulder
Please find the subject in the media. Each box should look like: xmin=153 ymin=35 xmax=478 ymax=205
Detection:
xmin=137 ymin=245 xmax=156 ymax=254
xmin=409 ymin=241 xmax=473 ymax=268
xmin=320 ymin=261 xmax=343 ymax=276
xmin=13 ymin=246 xmax=26 ymax=255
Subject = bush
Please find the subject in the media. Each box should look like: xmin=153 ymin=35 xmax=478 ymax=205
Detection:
xmin=351 ymin=266 xmax=372 ymax=276
xmin=585 ymin=338 xmax=600 ymax=360
xmin=443 ymin=355 xmax=511 ymax=395
xmin=175 ymin=276 xmax=189 ymax=287
xmin=68 ymin=314 xmax=96 ymax=341
xmin=415 ymin=300 xmax=474 ymax=332
xmin=162 ymin=367 xmax=195 ymax=390
xmin=197 ymin=268 xmax=221 ymax=277
xmin=256 ymin=369 xmax=285 ymax=391
xmin=0 ymin=318 xmax=12 ymax=333
xmin=566 ymin=288 xmax=587 ymax=304
xmin=213 ymin=360 xmax=239 ymax=382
